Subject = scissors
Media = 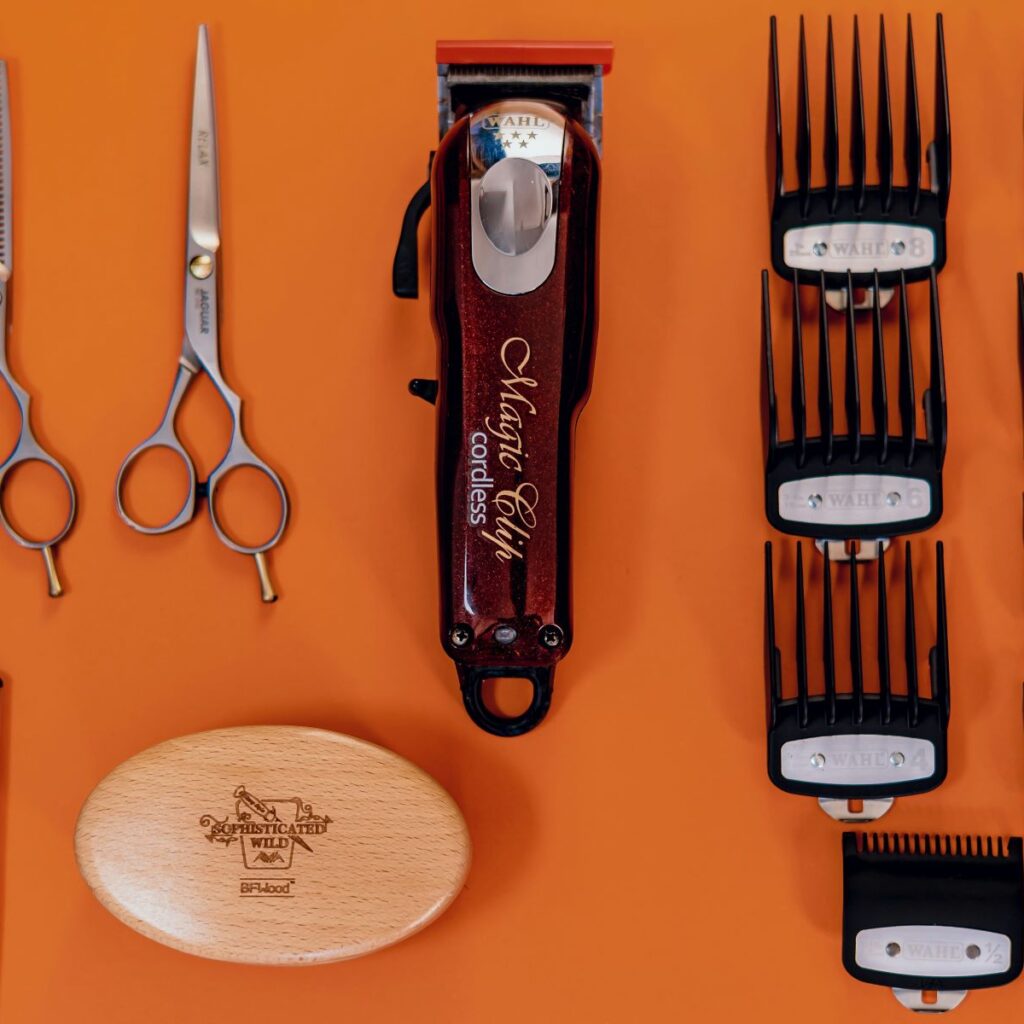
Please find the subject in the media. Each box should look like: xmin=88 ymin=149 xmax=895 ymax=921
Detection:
xmin=0 ymin=61 xmax=76 ymax=597
xmin=115 ymin=26 xmax=288 ymax=602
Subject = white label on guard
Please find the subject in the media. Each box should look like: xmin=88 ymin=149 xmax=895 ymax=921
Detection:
xmin=856 ymin=926 xmax=1012 ymax=978
xmin=784 ymin=222 xmax=935 ymax=272
xmin=780 ymin=734 xmax=935 ymax=786
xmin=778 ymin=475 xmax=930 ymax=527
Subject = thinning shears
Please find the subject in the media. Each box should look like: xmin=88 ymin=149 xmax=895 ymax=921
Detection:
xmin=0 ymin=61 xmax=76 ymax=597
xmin=116 ymin=26 xmax=288 ymax=601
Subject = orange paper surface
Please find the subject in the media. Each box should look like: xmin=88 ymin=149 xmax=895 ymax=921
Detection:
xmin=0 ymin=1 xmax=1022 ymax=1021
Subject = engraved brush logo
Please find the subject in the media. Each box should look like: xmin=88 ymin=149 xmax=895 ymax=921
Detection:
xmin=199 ymin=786 xmax=332 ymax=897
xmin=477 ymin=336 xmax=539 ymax=561
xmin=480 ymin=113 xmax=548 ymax=153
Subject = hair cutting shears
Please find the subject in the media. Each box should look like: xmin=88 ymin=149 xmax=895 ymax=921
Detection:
xmin=0 ymin=61 xmax=76 ymax=597
xmin=115 ymin=26 xmax=288 ymax=601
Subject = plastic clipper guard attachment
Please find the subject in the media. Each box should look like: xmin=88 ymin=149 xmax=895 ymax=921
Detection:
xmin=761 ymin=268 xmax=946 ymax=548
xmin=764 ymin=540 xmax=949 ymax=821
xmin=842 ymin=833 xmax=1024 ymax=1012
xmin=392 ymin=42 xmax=611 ymax=736
xmin=768 ymin=15 xmax=950 ymax=309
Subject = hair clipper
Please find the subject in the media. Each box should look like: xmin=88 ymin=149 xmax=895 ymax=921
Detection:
xmin=393 ymin=41 xmax=612 ymax=736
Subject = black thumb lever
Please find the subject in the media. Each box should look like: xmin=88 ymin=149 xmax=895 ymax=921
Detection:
xmin=392 ymin=178 xmax=431 ymax=299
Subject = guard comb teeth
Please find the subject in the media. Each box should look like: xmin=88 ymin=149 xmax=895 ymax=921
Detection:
xmin=768 ymin=14 xmax=951 ymax=297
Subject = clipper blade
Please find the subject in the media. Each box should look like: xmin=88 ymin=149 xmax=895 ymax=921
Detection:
xmin=436 ymin=39 xmax=612 ymax=150
xmin=768 ymin=15 xmax=950 ymax=302
xmin=764 ymin=540 xmax=949 ymax=818
xmin=762 ymin=267 xmax=947 ymax=544
xmin=843 ymin=832 xmax=1024 ymax=1010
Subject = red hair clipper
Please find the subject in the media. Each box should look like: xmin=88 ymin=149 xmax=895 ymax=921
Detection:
xmin=393 ymin=41 xmax=612 ymax=736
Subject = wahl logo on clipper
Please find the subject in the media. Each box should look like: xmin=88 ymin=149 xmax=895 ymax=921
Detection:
xmin=481 ymin=114 xmax=549 ymax=132
xmin=469 ymin=336 xmax=540 ymax=561
xmin=199 ymin=786 xmax=332 ymax=897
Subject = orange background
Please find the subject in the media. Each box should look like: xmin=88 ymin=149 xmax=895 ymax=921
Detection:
xmin=0 ymin=0 xmax=1022 ymax=1020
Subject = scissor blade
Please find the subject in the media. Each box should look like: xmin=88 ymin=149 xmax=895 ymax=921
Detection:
xmin=188 ymin=25 xmax=220 ymax=252
xmin=0 ymin=62 xmax=12 ymax=281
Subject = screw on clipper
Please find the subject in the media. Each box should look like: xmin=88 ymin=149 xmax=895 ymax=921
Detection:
xmin=764 ymin=539 xmax=949 ymax=821
xmin=767 ymin=14 xmax=950 ymax=308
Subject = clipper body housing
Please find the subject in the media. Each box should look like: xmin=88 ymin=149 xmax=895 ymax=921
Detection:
xmin=394 ymin=42 xmax=611 ymax=735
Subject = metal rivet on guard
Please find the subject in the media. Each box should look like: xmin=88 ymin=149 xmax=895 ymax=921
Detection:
xmin=812 ymin=242 xmax=827 ymax=256
xmin=810 ymin=753 xmax=826 ymax=769
xmin=494 ymin=625 xmax=517 ymax=645
xmin=889 ymin=751 xmax=905 ymax=767
xmin=890 ymin=240 xmax=906 ymax=255
xmin=449 ymin=625 xmax=472 ymax=648
xmin=886 ymin=942 xmax=901 ymax=958
xmin=808 ymin=493 xmax=822 ymax=509
xmin=886 ymin=491 xmax=901 ymax=507
xmin=966 ymin=945 xmax=981 ymax=960
xmin=189 ymin=254 xmax=213 ymax=279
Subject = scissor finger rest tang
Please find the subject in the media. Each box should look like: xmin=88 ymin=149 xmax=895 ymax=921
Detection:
xmin=765 ymin=540 xmax=949 ymax=821
xmin=394 ymin=41 xmax=612 ymax=735
xmin=842 ymin=832 xmax=1024 ymax=1011
xmin=768 ymin=14 xmax=950 ymax=308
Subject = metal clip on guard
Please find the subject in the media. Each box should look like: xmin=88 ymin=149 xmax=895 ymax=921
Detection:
xmin=393 ymin=41 xmax=612 ymax=736
xmin=768 ymin=14 xmax=950 ymax=311
xmin=842 ymin=832 xmax=1024 ymax=1012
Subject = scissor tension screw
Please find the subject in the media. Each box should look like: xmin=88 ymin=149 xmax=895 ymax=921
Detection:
xmin=189 ymin=254 xmax=213 ymax=279
xmin=449 ymin=625 xmax=472 ymax=648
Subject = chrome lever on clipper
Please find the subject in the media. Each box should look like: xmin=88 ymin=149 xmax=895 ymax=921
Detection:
xmin=765 ymin=540 xmax=949 ymax=821
xmin=768 ymin=14 xmax=950 ymax=311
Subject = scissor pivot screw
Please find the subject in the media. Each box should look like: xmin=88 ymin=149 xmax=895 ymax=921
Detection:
xmin=539 ymin=625 xmax=563 ymax=649
xmin=189 ymin=254 xmax=213 ymax=279
xmin=449 ymin=625 xmax=472 ymax=648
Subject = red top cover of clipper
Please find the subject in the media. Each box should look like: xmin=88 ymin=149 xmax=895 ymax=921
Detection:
xmin=436 ymin=40 xmax=613 ymax=74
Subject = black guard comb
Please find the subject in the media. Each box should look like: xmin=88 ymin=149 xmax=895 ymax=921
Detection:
xmin=768 ymin=15 xmax=950 ymax=307
xmin=762 ymin=268 xmax=946 ymax=549
xmin=843 ymin=832 xmax=1024 ymax=1011
xmin=765 ymin=540 xmax=949 ymax=821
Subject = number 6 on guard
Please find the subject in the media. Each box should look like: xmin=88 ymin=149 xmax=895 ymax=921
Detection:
xmin=115 ymin=26 xmax=288 ymax=602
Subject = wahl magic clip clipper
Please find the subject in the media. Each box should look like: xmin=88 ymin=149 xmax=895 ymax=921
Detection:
xmin=843 ymin=833 xmax=1024 ymax=1012
xmin=764 ymin=540 xmax=949 ymax=822
xmin=392 ymin=41 xmax=612 ymax=736
xmin=768 ymin=14 xmax=950 ymax=309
